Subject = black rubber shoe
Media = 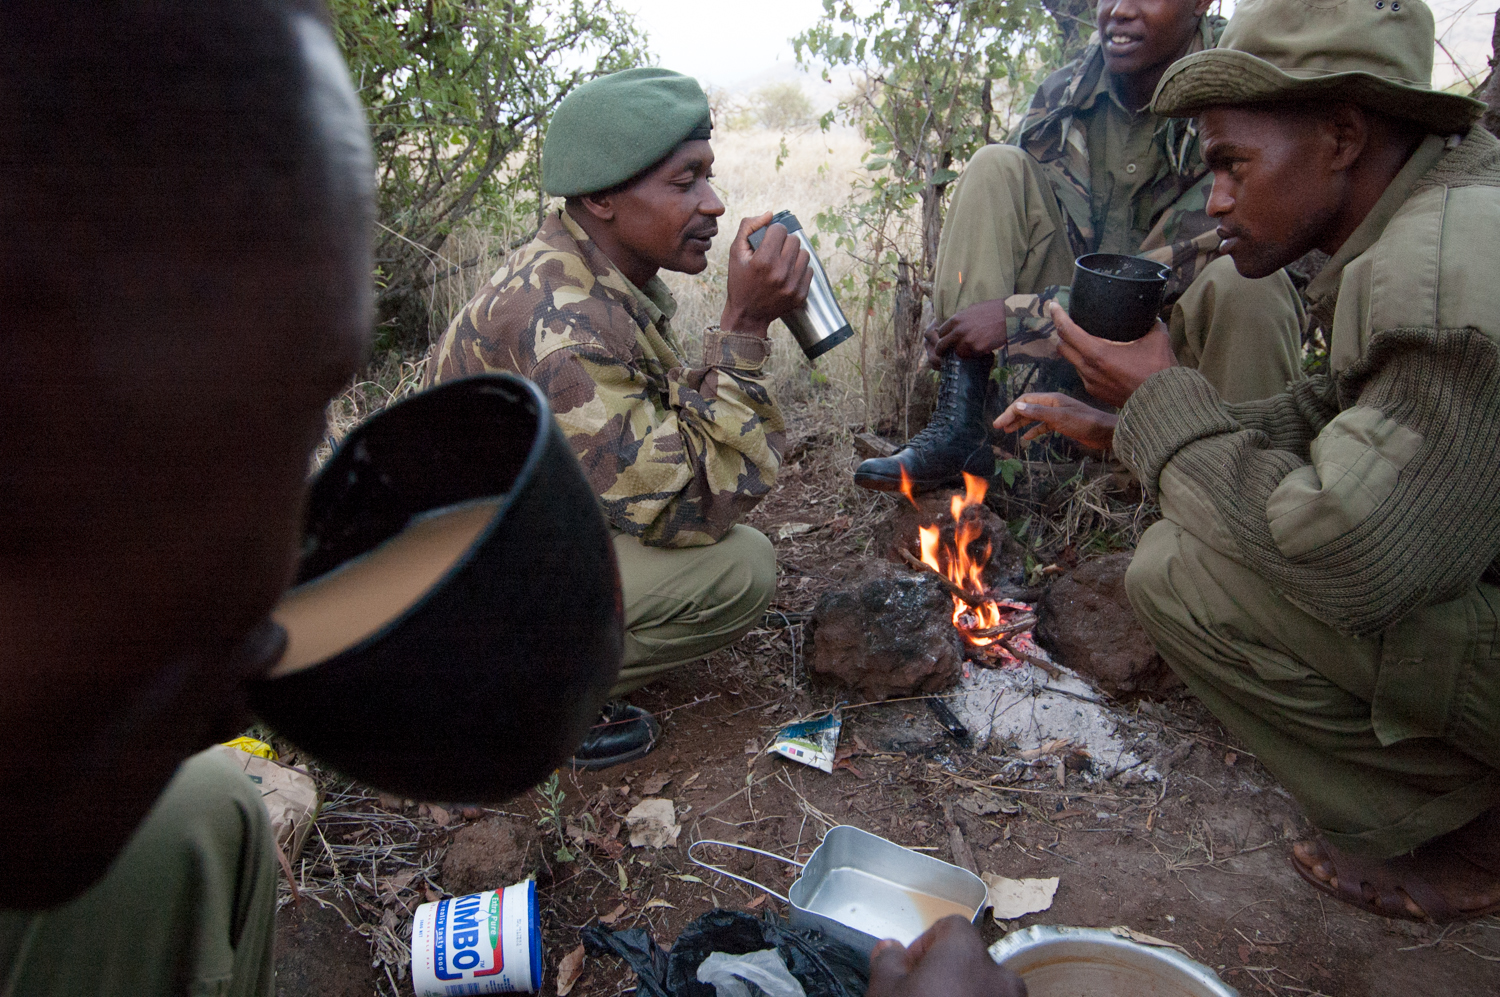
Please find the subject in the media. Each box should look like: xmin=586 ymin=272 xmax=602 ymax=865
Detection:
xmin=854 ymin=352 xmax=996 ymax=492
xmin=569 ymin=701 xmax=660 ymax=771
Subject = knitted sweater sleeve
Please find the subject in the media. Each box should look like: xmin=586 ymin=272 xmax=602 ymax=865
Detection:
xmin=1114 ymin=327 xmax=1500 ymax=636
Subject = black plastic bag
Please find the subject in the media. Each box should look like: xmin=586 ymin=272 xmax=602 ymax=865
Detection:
xmin=582 ymin=909 xmax=869 ymax=997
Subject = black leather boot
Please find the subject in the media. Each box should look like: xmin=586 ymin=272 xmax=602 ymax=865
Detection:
xmin=854 ymin=352 xmax=995 ymax=492
xmin=569 ymin=701 xmax=660 ymax=770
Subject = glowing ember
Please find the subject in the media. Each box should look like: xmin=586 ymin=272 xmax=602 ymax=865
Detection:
xmin=901 ymin=470 xmax=1039 ymax=664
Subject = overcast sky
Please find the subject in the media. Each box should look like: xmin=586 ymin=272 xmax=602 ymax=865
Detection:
xmin=621 ymin=0 xmax=1495 ymax=91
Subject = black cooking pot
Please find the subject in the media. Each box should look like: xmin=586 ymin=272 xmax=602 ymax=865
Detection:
xmin=248 ymin=374 xmax=623 ymax=802
xmin=1068 ymin=253 xmax=1172 ymax=342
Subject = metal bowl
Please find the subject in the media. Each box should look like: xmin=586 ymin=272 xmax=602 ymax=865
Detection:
xmin=989 ymin=925 xmax=1238 ymax=997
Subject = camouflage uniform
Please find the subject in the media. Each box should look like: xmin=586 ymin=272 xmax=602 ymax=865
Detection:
xmin=932 ymin=16 xmax=1305 ymax=406
xmin=426 ymin=209 xmax=778 ymax=692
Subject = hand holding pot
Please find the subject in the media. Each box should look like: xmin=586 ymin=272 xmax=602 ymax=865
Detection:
xmin=1050 ymin=301 xmax=1177 ymax=408
xmin=868 ymin=916 xmax=1027 ymax=997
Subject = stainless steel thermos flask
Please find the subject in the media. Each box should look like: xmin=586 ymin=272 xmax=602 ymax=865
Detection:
xmin=747 ymin=210 xmax=853 ymax=360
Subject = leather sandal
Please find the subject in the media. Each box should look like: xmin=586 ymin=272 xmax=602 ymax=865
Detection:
xmin=1291 ymin=837 xmax=1500 ymax=923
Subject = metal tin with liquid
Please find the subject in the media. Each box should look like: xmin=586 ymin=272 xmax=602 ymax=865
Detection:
xmin=691 ymin=824 xmax=990 ymax=955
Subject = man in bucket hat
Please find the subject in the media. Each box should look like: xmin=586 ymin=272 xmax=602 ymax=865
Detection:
xmin=1009 ymin=0 xmax=1500 ymax=920
xmin=853 ymin=0 xmax=1309 ymax=492
xmin=426 ymin=68 xmax=812 ymax=769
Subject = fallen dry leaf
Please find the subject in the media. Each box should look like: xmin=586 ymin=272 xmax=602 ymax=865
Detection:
xmin=625 ymin=798 xmax=680 ymax=849
xmin=746 ymin=894 xmax=768 ymax=910
xmin=419 ymin=803 xmax=452 ymax=827
xmin=642 ymin=898 xmax=677 ymax=911
xmin=586 ymin=832 xmax=626 ymax=861
xmin=556 ymin=944 xmax=585 ymax=996
xmin=681 ymin=771 xmax=700 ymax=790
xmin=1016 ymin=738 xmax=1073 ymax=760
xmin=776 ymin=522 xmax=816 ymax=540
xmin=1111 ymin=926 xmax=1188 ymax=953
xmin=1224 ymin=751 xmax=1239 ymax=767
xmin=982 ymin=873 xmax=1059 ymax=920
xmin=598 ymin=903 xmax=627 ymax=926
xmin=639 ymin=772 xmax=672 ymax=796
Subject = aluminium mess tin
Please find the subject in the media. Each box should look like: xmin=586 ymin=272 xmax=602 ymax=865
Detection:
xmin=691 ymin=824 xmax=990 ymax=954
xmin=412 ymin=881 xmax=543 ymax=994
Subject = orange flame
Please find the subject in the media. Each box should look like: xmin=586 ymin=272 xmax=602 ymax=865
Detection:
xmin=899 ymin=470 xmax=1034 ymax=662
xmin=898 ymin=465 xmax=919 ymax=509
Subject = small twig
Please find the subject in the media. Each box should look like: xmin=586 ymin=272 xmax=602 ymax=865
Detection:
xmin=898 ymin=547 xmax=989 ymax=609
xmin=965 ymin=614 xmax=1036 ymax=639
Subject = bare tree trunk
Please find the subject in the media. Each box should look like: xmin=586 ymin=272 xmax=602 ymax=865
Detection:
xmin=1483 ymin=10 xmax=1500 ymax=138
xmin=893 ymin=257 xmax=925 ymax=439
xmin=980 ymin=78 xmax=994 ymax=146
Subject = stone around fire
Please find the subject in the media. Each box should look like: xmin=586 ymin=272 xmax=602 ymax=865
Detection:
xmin=809 ymin=563 xmax=964 ymax=700
xmin=1035 ymin=553 xmax=1181 ymax=696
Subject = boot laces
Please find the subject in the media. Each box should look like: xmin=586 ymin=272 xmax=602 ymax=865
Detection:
xmin=906 ymin=363 xmax=963 ymax=447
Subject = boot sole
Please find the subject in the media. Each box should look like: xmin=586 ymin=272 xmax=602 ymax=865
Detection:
xmin=853 ymin=454 xmax=995 ymax=493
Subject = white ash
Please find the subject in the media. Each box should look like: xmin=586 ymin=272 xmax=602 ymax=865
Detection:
xmin=948 ymin=652 xmax=1159 ymax=784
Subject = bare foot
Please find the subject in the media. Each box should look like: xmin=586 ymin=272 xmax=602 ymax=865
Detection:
xmin=1291 ymin=808 xmax=1500 ymax=922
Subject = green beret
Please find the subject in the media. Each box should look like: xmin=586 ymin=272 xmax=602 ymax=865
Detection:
xmin=542 ymin=68 xmax=712 ymax=197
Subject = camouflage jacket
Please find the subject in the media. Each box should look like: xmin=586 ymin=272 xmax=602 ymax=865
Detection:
xmin=1016 ymin=14 xmax=1227 ymax=293
xmin=425 ymin=210 xmax=784 ymax=548
xmin=1001 ymin=17 xmax=1229 ymax=359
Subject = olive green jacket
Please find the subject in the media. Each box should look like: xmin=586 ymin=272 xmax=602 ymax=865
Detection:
xmin=1115 ymin=127 xmax=1500 ymax=636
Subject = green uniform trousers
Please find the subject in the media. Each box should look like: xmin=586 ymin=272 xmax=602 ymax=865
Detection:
xmin=931 ymin=144 xmax=1306 ymax=404
xmin=611 ymin=524 xmax=777 ymax=696
xmin=0 ymin=749 xmax=278 ymax=997
xmin=1127 ymin=519 xmax=1500 ymax=858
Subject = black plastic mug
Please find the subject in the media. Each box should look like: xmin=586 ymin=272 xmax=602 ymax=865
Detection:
xmin=249 ymin=374 xmax=623 ymax=803
xmin=1068 ymin=253 xmax=1172 ymax=342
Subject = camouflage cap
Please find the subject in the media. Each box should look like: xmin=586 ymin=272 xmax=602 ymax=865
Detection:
xmin=1151 ymin=0 xmax=1484 ymax=134
xmin=542 ymin=68 xmax=712 ymax=197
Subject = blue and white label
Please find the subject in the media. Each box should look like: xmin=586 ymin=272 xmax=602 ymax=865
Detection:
xmin=412 ymin=883 xmax=540 ymax=994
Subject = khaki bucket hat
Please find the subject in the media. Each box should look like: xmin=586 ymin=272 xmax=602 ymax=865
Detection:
xmin=1152 ymin=0 xmax=1484 ymax=133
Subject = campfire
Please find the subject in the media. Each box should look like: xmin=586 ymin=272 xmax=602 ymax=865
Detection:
xmin=898 ymin=469 xmax=1040 ymax=666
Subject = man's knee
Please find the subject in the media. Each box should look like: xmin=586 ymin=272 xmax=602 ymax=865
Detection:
xmin=713 ymin=525 xmax=776 ymax=626
xmin=1124 ymin=521 xmax=1180 ymax=637
xmin=962 ymin=142 xmax=1032 ymax=185
xmin=1175 ymin=255 xmax=1304 ymax=401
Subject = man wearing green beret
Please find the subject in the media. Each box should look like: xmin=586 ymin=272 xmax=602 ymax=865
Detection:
xmin=427 ymin=67 xmax=811 ymax=768
xmin=1009 ymin=0 xmax=1500 ymax=921
xmin=854 ymin=0 xmax=1308 ymax=491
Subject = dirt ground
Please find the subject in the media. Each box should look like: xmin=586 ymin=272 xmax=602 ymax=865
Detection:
xmin=270 ymin=413 xmax=1500 ymax=997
